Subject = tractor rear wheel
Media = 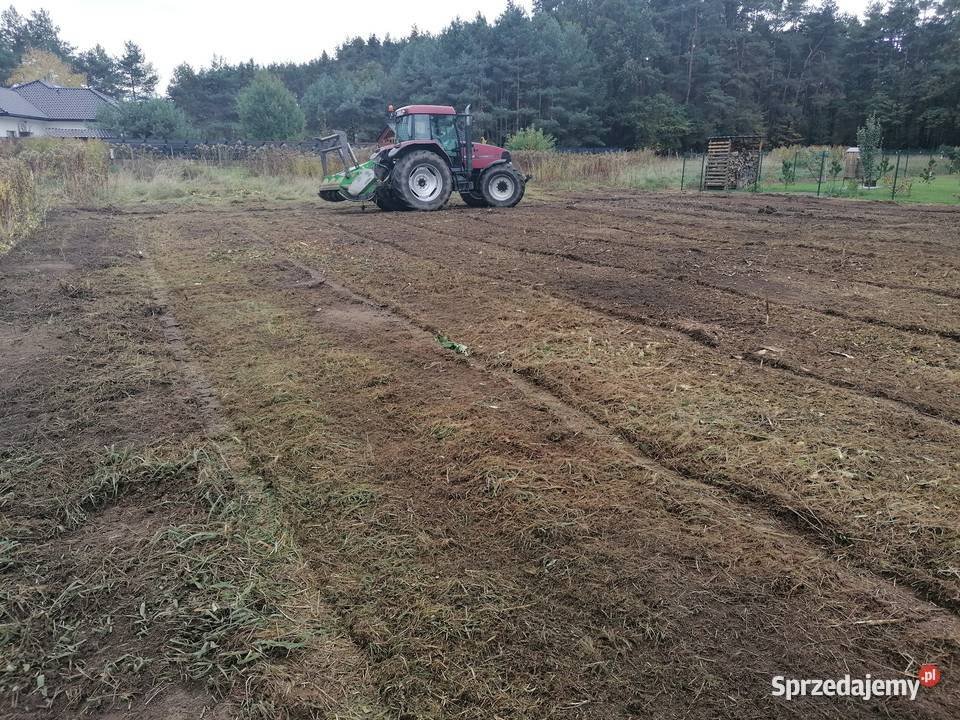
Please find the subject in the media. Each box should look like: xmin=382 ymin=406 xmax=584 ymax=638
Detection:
xmin=480 ymin=166 xmax=525 ymax=208
xmin=459 ymin=191 xmax=489 ymax=208
xmin=392 ymin=150 xmax=453 ymax=211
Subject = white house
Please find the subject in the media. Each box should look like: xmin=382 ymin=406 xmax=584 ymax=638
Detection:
xmin=0 ymin=79 xmax=115 ymax=139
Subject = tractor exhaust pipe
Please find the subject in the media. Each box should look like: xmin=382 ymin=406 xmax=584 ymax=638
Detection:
xmin=464 ymin=104 xmax=473 ymax=177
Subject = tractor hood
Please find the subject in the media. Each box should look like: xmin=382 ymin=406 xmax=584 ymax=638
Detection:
xmin=471 ymin=143 xmax=508 ymax=160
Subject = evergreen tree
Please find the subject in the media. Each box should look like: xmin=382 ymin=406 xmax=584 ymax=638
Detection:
xmin=75 ymin=44 xmax=122 ymax=96
xmin=151 ymin=0 xmax=960 ymax=149
xmin=301 ymin=75 xmax=344 ymax=133
xmin=236 ymin=71 xmax=305 ymax=140
xmin=117 ymin=41 xmax=158 ymax=99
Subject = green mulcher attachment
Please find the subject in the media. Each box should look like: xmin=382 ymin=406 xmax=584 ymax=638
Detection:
xmin=316 ymin=131 xmax=379 ymax=203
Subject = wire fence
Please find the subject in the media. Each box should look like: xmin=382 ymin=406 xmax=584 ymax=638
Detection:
xmin=105 ymin=139 xmax=960 ymax=205
xmin=674 ymin=148 xmax=960 ymax=204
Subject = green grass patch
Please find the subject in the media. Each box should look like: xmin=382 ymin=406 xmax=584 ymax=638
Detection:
xmin=752 ymin=174 xmax=960 ymax=204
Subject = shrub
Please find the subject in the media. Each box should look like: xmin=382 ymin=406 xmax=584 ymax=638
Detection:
xmin=780 ymin=159 xmax=796 ymax=185
xmin=506 ymin=126 xmax=557 ymax=152
xmin=945 ymin=147 xmax=960 ymax=174
xmin=829 ymin=158 xmax=843 ymax=181
xmin=97 ymin=99 xmax=195 ymax=140
xmin=919 ymin=157 xmax=936 ymax=184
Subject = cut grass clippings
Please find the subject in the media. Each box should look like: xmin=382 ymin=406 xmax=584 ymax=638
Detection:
xmin=0 ymin=443 xmax=315 ymax=716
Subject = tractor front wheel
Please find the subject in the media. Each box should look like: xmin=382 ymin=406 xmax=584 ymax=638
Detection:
xmin=480 ymin=166 xmax=525 ymax=208
xmin=393 ymin=151 xmax=453 ymax=211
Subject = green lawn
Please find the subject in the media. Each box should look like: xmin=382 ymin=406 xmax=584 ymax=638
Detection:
xmin=751 ymin=174 xmax=960 ymax=205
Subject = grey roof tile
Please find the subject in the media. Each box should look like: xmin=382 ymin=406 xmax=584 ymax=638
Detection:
xmin=44 ymin=127 xmax=114 ymax=138
xmin=10 ymin=80 xmax=116 ymax=121
xmin=0 ymin=87 xmax=46 ymax=119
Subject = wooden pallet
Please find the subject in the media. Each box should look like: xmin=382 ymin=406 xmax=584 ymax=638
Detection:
xmin=704 ymin=138 xmax=732 ymax=189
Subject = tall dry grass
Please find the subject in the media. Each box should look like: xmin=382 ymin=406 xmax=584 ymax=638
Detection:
xmin=0 ymin=158 xmax=41 ymax=250
xmin=186 ymin=144 xmax=328 ymax=177
xmin=106 ymin=159 xmax=322 ymax=205
xmin=512 ymin=150 xmax=687 ymax=190
xmin=0 ymin=139 xmax=110 ymax=252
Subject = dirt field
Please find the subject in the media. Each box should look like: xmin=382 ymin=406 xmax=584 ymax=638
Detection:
xmin=2 ymin=190 xmax=959 ymax=718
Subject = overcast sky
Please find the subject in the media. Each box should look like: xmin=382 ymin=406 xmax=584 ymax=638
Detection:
xmin=13 ymin=0 xmax=874 ymax=90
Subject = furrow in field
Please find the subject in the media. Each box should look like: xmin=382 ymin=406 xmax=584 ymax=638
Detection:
xmin=547 ymin=202 xmax=960 ymax=294
xmin=553 ymin=193 xmax=960 ymax=260
xmin=362 ymin=214 xmax=960 ymax=426
xmin=397 ymin=213 xmax=960 ymax=342
xmin=199 ymin=210 xmax=960 ymax=612
xmin=147 ymin=210 xmax=960 ymax=718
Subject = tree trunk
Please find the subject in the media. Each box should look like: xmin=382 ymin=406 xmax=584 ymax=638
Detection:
xmin=685 ymin=10 xmax=699 ymax=105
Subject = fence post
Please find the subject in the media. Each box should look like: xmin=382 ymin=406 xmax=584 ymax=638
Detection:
xmin=792 ymin=148 xmax=799 ymax=186
xmin=891 ymin=152 xmax=901 ymax=200
xmin=816 ymin=151 xmax=827 ymax=197
xmin=699 ymin=151 xmax=706 ymax=193
xmin=754 ymin=144 xmax=764 ymax=193
xmin=680 ymin=154 xmax=687 ymax=192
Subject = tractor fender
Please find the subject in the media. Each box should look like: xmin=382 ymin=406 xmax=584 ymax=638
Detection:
xmin=478 ymin=160 xmax=532 ymax=183
xmin=479 ymin=158 xmax=511 ymax=172
xmin=386 ymin=140 xmax=449 ymax=163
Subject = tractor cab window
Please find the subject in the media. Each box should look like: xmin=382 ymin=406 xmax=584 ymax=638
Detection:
xmin=394 ymin=114 xmax=431 ymax=142
xmin=431 ymin=115 xmax=459 ymax=156
xmin=413 ymin=114 xmax=431 ymax=139
xmin=394 ymin=114 xmax=412 ymax=142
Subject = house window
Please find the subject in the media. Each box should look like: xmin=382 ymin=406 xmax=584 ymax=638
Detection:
xmin=18 ymin=131 xmax=31 ymax=137
xmin=6 ymin=131 xmax=15 ymax=138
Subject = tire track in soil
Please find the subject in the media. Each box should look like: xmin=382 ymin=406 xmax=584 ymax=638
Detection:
xmin=138 ymin=247 xmax=388 ymax=718
xmin=561 ymin=192 xmax=960 ymax=248
xmin=394 ymin=214 xmax=960 ymax=344
xmin=547 ymin=203 xmax=960 ymax=299
xmin=550 ymin=195 xmax=960 ymax=264
xmin=348 ymin=215 xmax=960 ymax=427
xmin=249 ymin=214 xmax=957 ymax=608
xmin=291 ymin=223 xmax=960 ymax=616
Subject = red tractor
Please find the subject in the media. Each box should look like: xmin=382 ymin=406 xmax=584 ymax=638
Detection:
xmin=317 ymin=104 xmax=529 ymax=211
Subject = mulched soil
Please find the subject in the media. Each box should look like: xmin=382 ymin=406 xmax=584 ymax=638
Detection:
xmin=3 ymin=190 xmax=959 ymax=718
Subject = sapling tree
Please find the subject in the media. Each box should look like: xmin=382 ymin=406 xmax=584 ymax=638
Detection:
xmin=856 ymin=114 xmax=882 ymax=187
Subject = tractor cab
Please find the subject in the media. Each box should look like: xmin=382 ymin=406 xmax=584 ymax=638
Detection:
xmin=379 ymin=106 xmax=462 ymax=168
